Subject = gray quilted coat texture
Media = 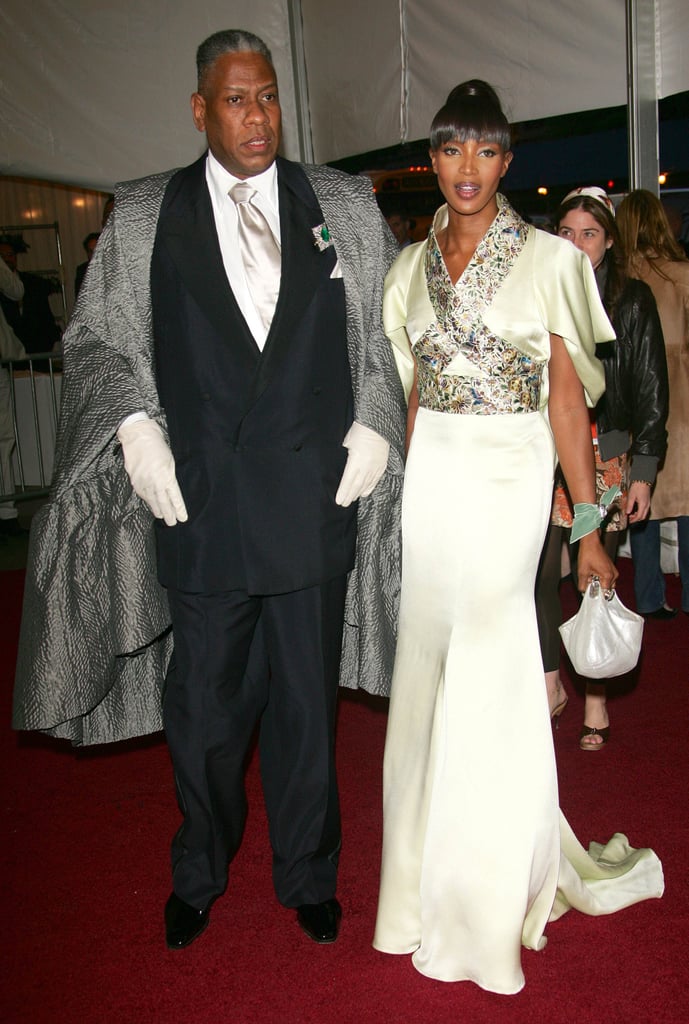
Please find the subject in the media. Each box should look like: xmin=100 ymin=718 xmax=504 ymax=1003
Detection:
xmin=12 ymin=162 xmax=406 ymax=745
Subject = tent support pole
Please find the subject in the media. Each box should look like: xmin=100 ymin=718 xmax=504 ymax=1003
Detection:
xmin=626 ymin=0 xmax=660 ymax=195
xmin=287 ymin=0 xmax=314 ymax=164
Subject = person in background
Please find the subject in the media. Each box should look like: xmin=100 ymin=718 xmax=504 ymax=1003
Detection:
xmin=0 ymin=249 xmax=27 ymax=536
xmin=74 ymin=232 xmax=100 ymax=300
xmin=373 ymin=82 xmax=662 ymax=994
xmin=14 ymin=28 xmax=405 ymax=954
xmin=386 ymin=209 xmax=414 ymax=248
xmin=536 ymin=186 xmax=668 ymax=750
xmin=617 ymin=189 xmax=689 ymax=619
xmin=0 ymin=235 xmax=61 ymax=356
xmin=101 ymin=194 xmax=115 ymax=228
xmin=661 ymin=200 xmax=689 ymax=259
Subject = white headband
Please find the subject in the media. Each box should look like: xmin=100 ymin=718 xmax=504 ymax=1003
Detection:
xmin=562 ymin=186 xmax=615 ymax=217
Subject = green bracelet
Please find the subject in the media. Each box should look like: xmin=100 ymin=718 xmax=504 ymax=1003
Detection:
xmin=570 ymin=485 xmax=621 ymax=543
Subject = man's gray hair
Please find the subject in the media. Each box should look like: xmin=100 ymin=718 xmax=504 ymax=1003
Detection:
xmin=196 ymin=30 xmax=273 ymax=90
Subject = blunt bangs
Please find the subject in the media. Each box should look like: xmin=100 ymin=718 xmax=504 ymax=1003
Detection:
xmin=430 ymin=119 xmax=511 ymax=152
xmin=430 ymin=89 xmax=511 ymax=152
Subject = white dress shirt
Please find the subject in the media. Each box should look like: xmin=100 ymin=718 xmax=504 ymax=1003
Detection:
xmin=121 ymin=153 xmax=282 ymax=429
xmin=205 ymin=150 xmax=281 ymax=350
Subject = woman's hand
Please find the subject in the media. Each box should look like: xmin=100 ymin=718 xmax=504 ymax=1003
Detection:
xmin=576 ymin=532 xmax=619 ymax=593
xmin=626 ymin=480 xmax=652 ymax=523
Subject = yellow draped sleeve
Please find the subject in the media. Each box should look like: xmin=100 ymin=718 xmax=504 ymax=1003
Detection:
xmin=382 ymin=242 xmax=429 ymax=404
xmin=535 ymin=233 xmax=614 ymax=406
xmin=483 ymin=229 xmax=614 ymax=408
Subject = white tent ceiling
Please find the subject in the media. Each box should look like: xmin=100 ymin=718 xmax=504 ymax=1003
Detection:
xmin=303 ymin=0 xmax=688 ymax=164
xmin=1 ymin=0 xmax=687 ymax=191
xmin=0 ymin=0 xmax=299 ymax=188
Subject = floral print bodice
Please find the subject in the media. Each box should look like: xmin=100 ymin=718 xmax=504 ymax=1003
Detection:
xmin=414 ymin=195 xmax=544 ymax=415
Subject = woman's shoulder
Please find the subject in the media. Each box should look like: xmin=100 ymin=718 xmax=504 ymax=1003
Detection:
xmin=658 ymin=257 xmax=689 ymax=287
xmin=530 ymin=227 xmax=583 ymax=265
xmin=396 ymin=237 xmax=428 ymax=263
xmin=525 ymin=229 xmax=593 ymax=290
xmin=635 ymin=257 xmax=689 ymax=310
xmin=385 ymin=238 xmax=428 ymax=284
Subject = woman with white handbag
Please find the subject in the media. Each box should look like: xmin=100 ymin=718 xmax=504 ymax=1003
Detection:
xmin=535 ymin=187 xmax=669 ymax=749
xmin=373 ymin=87 xmax=664 ymax=994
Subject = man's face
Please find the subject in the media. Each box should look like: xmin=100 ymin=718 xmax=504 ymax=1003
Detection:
xmin=191 ymin=51 xmax=281 ymax=179
xmin=387 ymin=214 xmax=410 ymax=246
xmin=0 ymin=243 xmax=17 ymax=271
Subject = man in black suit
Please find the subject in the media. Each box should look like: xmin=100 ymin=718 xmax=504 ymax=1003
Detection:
xmin=143 ymin=31 xmax=362 ymax=950
xmin=143 ymin=29 xmax=405 ymax=951
xmin=13 ymin=28 xmax=404 ymax=952
xmin=15 ymin=26 xmax=404 ymax=952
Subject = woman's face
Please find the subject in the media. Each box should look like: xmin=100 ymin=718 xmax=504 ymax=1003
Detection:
xmin=430 ymin=138 xmax=512 ymax=220
xmin=557 ymin=208 xmax=613 ymax=270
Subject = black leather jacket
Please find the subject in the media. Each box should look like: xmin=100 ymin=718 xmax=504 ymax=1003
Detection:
xmin=595 ymin=269 xmax=669 ymax=484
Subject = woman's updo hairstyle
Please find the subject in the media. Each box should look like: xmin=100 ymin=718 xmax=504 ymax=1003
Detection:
xmin=430 ymin=80 xmax=511 ymax=152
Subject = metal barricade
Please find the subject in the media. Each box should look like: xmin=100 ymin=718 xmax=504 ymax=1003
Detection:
xmin=0 ymin=352 xmax=62 ymax=504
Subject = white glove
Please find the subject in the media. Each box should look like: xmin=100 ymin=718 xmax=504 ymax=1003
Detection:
xmin=117 ymin=418 xmax=188 ymax=526
xmin=335 ymin=421 xmax=390 ymax=508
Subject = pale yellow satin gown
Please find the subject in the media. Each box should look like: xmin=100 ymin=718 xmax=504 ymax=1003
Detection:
xmin=373 ymin=199 xmax=664 ymax=994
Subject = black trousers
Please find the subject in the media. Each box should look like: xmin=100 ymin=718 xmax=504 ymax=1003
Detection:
xmin=163 ymin=576 xmax=347 ymax=910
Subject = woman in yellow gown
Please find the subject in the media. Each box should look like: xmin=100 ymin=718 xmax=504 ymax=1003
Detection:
xmin=373 ymin=80 xmax=664 ymax=994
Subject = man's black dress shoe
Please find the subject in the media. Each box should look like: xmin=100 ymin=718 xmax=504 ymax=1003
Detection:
xmin=642 ymin=606 xmax=678 ymax=621
xmin=296 ymin=898 xmax=342 ymax=944
xmin=165 ymin=892 xmax=210 ymax=949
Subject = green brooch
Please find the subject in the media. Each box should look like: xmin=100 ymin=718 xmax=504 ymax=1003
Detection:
xmin=312 ymin=223 xmax=334 ymax=251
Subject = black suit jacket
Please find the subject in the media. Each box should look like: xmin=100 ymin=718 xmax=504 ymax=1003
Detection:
xmin=150 ymin=155 xmax=356 ymax=594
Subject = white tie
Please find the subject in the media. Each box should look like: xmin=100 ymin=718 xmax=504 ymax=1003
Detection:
xmin=229 ymin=181 xmax=281 ymax=331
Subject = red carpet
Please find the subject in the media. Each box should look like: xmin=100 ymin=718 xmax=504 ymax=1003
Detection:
xmin=1 ymin=561 xmax=687 ymax=1024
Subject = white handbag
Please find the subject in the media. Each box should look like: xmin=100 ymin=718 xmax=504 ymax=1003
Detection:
xmin=559 ymin=579 xmax=644 ymax=678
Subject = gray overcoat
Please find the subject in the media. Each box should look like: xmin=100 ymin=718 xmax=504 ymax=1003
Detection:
xmin=13 ymin=161 xmax=406 ymax=745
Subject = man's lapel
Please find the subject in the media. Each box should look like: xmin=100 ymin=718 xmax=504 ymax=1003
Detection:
xmin=249 ymin=157 xmax=338 ymax=404
xmin=156 ymin=154 xmax=259 ymax=371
